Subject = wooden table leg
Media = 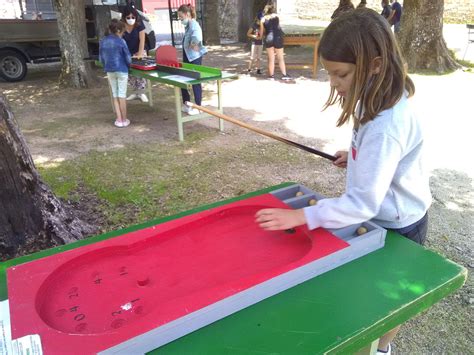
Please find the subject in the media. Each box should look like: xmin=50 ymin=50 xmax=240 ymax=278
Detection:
xmin=313 ymin=39 xmax=320 ymax=79
xmin=147 ymin=79 xmax=153 ymax=107
xmin=217 ymin=80 xmax=224 ymax=132
xmin=175 ymin=86 xmax=184 ymax=141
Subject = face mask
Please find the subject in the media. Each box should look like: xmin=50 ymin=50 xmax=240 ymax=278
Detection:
xmin=181 ymin=18 xmax=189 ymax=26
xmin=126 ymin=18 xmax=136 ymax=26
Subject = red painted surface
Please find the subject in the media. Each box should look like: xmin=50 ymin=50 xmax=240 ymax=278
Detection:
xmin=7 ymin=194 xmax=349 ymax=354
xmin=155 ymin=45 xmax=179 ymax=66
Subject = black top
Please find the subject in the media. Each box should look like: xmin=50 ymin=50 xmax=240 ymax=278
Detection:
xmin=123 ymin=21 xmax=146 ymax=55
xmin=381 ymin=4 xmax=392 ymax=19
xmin=251 ymin=22 xmax=263 ymax=45
xmin=263 ymin=15 xmax=283 ymax=38
xmin=392 ymin=2 xmax=402 ymax=23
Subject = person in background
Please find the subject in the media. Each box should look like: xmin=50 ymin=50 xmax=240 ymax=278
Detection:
xmin=256 ymin=9 xmax=431 ymax=355
xmin=99 ymin=19 xmax=132 ymax=128
xmin=121 ymin=5 xmax=149 ymax=103
xmin=390 ymin=0 xmax=403 ymax=33
xmin=246 ymin=11 xmax=264 ymax=75
xmin=260 ymin=3 xmax=291 ymax=80
xmin=178 ymin=3 xmax=207 ymax=116
xmin=357 ymin=0 xmax=367 ymax=9
xmin=381 ymin=0 xmax=394 ymax=22
xmin=331 ymin=0 xmax=355 ymax=20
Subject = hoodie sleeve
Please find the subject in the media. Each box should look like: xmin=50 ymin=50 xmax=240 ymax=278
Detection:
xmin=304 ymin=131 xmax=403 ymax=229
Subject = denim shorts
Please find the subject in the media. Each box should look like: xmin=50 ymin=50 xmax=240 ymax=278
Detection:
xmin=389 ymin=212 xmax=428 ymax=245
xmin=107 ymin=72 xmax=128 ymax=98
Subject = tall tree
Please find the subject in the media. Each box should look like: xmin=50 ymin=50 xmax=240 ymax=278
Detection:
xmin=398 ymin=0 xmax=459 ymax=72
xmin=0 ymin=94 xmax=95 ymax=261
xmin=202 ymin=0 xmax=220 ymax=44
xmin=53 ymin=0 xmax=94 ymax=88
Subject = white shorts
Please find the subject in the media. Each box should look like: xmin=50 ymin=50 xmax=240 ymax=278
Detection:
xmin=250 ymin=44 xmax=263 ymax=61
xmin=107 ymin=72 xmax=128 ymax=98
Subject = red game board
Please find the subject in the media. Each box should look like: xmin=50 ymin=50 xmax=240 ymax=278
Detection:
xmin=7 ymin=194 xmax=349 ymax=354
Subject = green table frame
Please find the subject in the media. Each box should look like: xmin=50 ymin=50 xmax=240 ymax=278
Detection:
xmin=0 ymin=183 xmax=466 ymax=354
xmin=108 ymin=62 xmax=238 ymax=141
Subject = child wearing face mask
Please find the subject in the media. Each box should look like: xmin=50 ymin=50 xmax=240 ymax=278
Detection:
xmin=178 ymin=4 xmax=208 ymax=116
xmin=121 ymin=5 xmax=149 ymax=103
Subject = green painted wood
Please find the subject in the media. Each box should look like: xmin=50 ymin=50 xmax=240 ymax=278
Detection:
xmin=0 ymin=182 xmax=466 ymax=354
xmin=95 ymin=61 xmax=237 ymax=89
xmin=147 ymin=232 xmax=466 ymax=354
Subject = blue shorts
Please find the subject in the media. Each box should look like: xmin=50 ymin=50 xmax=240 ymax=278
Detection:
xmin=390 ymin=212 xmax=428 ymax=245
xmin=107 ymin=72 xmax=128 ymax=98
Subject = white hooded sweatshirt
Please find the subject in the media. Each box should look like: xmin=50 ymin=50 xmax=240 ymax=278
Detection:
xmin=304 ymin=94 xmax=432 ymax=230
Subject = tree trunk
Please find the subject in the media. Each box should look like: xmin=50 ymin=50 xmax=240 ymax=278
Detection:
xmin=53 ymin=0 xmax=94 ymax=88
xmin=237 ymin=0 xmax=270 ymax=42
xmin=0 ymin=95 xmax=95 ymax=261
xmin=398 ymin=0 xmax=459 ymax=72
xmin=202 ymin=0 xmax=220 ymax=44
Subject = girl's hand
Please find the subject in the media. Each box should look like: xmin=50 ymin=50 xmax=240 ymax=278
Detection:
xmin=333 ymin=150 xmax=348 ymax=168
xmin=133 ymin=52 xmax=144 ymax=59
xmin=255 ymin=208 xmax=306 ymax=231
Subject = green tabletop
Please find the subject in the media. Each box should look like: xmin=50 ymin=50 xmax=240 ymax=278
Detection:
xmin=0 ymin=183 xmax=466 ymax=354
xmin=130 ymin=63 xmax=237 ymax=89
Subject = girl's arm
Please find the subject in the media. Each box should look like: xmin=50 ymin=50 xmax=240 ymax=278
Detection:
xmin=247 ymin=27 xmax=255 ymax=39
xmin=136 ymin=29 xmax=146 ymax=58
xmin=189 ymin=22 xmax=203 ymax=51
xmin=387 ymin=9 xmax=396 ymax=23
xmin=259 ymin=21 xmax=265 ymax=40
xmin=255 ymin=208 xmax=306 ymax=231
xmin=333 ymin=150 xmax=348 ymax=168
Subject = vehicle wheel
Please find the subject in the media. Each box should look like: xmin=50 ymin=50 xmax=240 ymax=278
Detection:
xmin=0 ymin=50 xmax=28 ymax=82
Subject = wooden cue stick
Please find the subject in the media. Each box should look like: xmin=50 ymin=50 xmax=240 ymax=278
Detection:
xmin=186 ymin=102 xmax=337 ymax=162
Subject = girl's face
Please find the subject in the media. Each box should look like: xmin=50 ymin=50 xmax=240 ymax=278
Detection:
xmin=178 ymin=11 xmax=191 ymax=25
xmin=321 ymin=58 xmax=356 ymax=98
xmin=125 ymin=13 xmax=136 ymax=26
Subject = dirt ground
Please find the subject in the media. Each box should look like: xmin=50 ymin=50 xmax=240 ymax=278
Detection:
xmin=1 ymin=43 xmax=472 ymax=353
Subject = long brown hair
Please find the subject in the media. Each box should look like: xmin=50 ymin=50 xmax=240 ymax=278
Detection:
xmin=319 ymin=8 xmax=414 ymax=127
xmin=178 ymin=4 xmax=196 ymax=19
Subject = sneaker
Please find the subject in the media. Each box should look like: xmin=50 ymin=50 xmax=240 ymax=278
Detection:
xmin=376 ymin=343 xmax=391 ymax=355
xmin=281 ymin=74 xmax=292 ymax=81
xmin=268 ymin=75 xmax=275 ymax=81
xmin=181 ymin=104 xmax=190 ymax=113
xmin=114 ymin=119 xmax=130 ymax=128
xmin=139 ymin=94 xmax=149 ymax=103
xmin=126 ymin=94 xmax=138 ymax=101
xmin=187 ymin=108 xmax=200 ymax=116
xmin=256 ymin=69 xmax=262 ymax=75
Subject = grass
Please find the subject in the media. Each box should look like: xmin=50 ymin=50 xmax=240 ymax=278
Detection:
xmin=37 ymin=132 xmax=318 ymax=229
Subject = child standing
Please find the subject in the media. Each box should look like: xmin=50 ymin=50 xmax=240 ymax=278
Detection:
xmin=246 ymin=11 xmax=264 ymax=75
xmin=256 ymin=9 xmax=431 ymax=354
xmin=178 ymin=4 xmax=207 ymax=116
xmin=260 ymin=4 xmax=290 ymax=80
xmin=99 ymin=19 xmax=132 ymax=128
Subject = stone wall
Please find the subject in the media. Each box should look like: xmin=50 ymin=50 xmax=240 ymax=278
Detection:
xmin=294 ymin=0 xmax=474 ymax=23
